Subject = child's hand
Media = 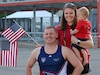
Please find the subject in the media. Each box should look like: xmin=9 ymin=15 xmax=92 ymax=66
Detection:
xmin=70 ymin=29 xmax=73 ymax=35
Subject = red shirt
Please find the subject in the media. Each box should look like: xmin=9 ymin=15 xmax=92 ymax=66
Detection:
xmin=56 ymin=24 xmax=90 ymax=62
xmin=75 ymin=20 xmax=92 ymax=39
xmin=56 ymin=25 xmax=71 ymax=48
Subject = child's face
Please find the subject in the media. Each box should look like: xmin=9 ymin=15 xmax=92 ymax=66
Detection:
xmin=77 ymin=10 xmax=85 ymax=21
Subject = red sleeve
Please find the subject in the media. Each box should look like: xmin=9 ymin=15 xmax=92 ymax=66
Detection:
xmin=75 ymin=21 xmax=83 ymax=31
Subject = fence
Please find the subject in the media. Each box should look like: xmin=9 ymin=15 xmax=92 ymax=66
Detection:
xmin=0 ymin=32 xmax=98 ymax=46
xmin=0 ymin=32 xmax=43 ymax=43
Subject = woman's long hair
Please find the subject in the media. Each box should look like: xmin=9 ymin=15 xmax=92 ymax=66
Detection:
xmin=60 ymin=3 xmax=77 ymax=30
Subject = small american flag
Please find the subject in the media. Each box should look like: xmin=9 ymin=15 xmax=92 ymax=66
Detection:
xmin=1 ymin=40 xmax=18 ymax=67
xmin=2 ymin=23 xmax=25 ymax=43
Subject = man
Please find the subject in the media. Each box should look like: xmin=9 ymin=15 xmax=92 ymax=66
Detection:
xmin=26 ymin=26 xmax=83 ymax=75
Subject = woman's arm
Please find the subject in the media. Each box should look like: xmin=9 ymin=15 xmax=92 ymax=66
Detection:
xmin=71 ymin=35 xmax=94 ymax=49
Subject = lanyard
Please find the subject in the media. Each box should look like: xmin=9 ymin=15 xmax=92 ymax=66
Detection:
xmin=63 ymin=30 xmax=66 ymax=46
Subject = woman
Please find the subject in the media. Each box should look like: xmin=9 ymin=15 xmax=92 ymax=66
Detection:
xmin=56 ymin=3 xmax=94 ymax=75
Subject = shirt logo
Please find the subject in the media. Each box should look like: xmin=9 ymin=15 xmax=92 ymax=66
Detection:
xmin=53 ymin=58 xmax=60 ymax=62
xmin=41 ymin=57 xmax=46 ymax=63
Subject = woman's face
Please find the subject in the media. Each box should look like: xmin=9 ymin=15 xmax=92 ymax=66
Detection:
xmin=64 ymin=8 xmax=75 ymax=25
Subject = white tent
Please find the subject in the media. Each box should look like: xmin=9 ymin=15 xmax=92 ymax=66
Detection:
xmin=55 ymin=10 xmax=63 ymax=17
xmin=5 ymin=10 xmax=59 ymax=32
xmin=6 ymin=10 xmax=58 ymax=18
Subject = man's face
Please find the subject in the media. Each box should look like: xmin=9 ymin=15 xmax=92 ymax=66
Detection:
xmin=43 ymin=28 xmax=58 ymax=44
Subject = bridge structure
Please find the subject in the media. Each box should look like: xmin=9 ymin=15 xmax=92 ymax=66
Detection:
xmin=0 ymin=0 xmax=100 ymax=47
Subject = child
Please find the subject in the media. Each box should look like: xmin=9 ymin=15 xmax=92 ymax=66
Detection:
xmin=70 ymin=6 xmax=92 ymax=65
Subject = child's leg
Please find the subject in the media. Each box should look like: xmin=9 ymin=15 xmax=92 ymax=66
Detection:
xmin=72 ymin=46 xmax=82 ymax=62
xmin=81 ymin=49 xmax=88 ymax=65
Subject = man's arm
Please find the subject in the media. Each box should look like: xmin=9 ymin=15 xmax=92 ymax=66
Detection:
xmin=26 ymin=48 xmax=39 ymax=75
xmin=71 ymin=35 xmax=94 ymax=49
xmin=62 ymin=47 xmax=83 ymax=75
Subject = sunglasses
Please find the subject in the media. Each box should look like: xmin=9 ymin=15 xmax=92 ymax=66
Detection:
xmin=64 ymin=3 xmax=75 ymax=8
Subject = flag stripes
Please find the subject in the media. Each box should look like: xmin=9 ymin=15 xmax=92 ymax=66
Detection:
xmin=1 ymin=22 xmax=25 ymax=67
xmin=1 ymin=41 xmax=18 ymax=67
xmin=2 ymin=26 xmax=25 ymax=43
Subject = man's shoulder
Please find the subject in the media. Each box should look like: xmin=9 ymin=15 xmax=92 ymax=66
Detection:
xmin=33 ymin=46 xmax=42 ymax=52
xmin=61 ymin=46 xmax=73 ymax=57
xmin=61 ymin=45 xmax=71 ymax=51
xmin=32 ymin=46 xmax=42 ymax=57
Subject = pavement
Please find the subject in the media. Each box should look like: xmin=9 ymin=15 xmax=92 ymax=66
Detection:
xmin=0 ymin=41 xmax=100 ymax=75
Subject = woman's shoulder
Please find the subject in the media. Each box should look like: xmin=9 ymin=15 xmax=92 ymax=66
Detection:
xmin=55 ymin=25 xmax=61 ymax=29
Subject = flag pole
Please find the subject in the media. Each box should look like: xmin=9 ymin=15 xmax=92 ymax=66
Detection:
xmin=13 ymin=19 xmax=40 ymax=45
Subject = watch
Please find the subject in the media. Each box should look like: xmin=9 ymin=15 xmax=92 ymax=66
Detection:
xmin=77 ymin=39 xmax=81 ymax=45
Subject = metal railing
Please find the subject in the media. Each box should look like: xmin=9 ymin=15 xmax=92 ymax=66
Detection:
xmin=0 ymin=0 xmax=39 ymax=3
xmin=0 ymin=32 xmax=98 ymax=44
xmin=0 ymin=32 xmax=43 ymax=42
